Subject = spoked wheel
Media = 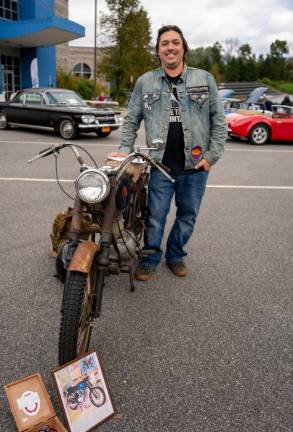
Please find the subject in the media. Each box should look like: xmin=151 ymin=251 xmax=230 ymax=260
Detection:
xmin=67 ymin=392 xmax=81 ymax=410
xmin=89 ymin=386 xmax=106 ymax=407
xmin=0 ymin=111 xmax=10 ymax=130
xmin=249 ymin=124 xmax=269 ymax=145
xmin=59 ymin=270 xmax=96 ymax=365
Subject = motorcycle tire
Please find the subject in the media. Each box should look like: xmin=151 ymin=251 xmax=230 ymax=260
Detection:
xmin=89 ymin=386 xmax=106 ymax=408
xmin=66 ymin=392 xmax=80 ymax=411
xmin=59 ymin=270 xmax=96 ymax=365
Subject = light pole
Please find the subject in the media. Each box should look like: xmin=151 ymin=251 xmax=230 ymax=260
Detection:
xmin=92 ymin=0 xmax=97 ymax=99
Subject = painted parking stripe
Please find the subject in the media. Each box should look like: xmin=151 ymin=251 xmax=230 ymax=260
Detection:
xmin=225 ymin=147 xmax=293 ymax=153
xmin=206 ymin=185 xmax=293 ymax=189
xmin=0 ymin=178 xmax=73 ymax=182
xmin=0 ymin=140 xmax=117 ymax=147
xmin=1 ymin=178 xmax=293 ymax=189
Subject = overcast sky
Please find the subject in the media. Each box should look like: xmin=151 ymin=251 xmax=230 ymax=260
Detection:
xmin=68 ymin=0 xmax=293 ymax=56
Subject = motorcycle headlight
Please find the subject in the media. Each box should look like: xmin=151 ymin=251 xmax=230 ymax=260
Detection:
xmin=82 ymin=114 xmax=95 ymax=124
xmin=76 ymin=169 xmax=110 ymax=203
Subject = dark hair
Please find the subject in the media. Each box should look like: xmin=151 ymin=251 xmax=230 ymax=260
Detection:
xmin=155 ymin=25 xmax=189 ymax=60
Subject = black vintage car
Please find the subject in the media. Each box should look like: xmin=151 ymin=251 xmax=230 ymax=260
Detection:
xmin=0 ymin=88 xmax=123 ymax=139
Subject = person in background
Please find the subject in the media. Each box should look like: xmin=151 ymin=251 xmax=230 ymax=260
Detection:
xmin=262 ymin=96 xmax=272 ymax=111
xmin=280 ymin=95 xmax=293 ymax=106
xmin=98 ymin=92 xmax=106 ymax=101
xmin=118 ymin=25 xmax=227 ymax=281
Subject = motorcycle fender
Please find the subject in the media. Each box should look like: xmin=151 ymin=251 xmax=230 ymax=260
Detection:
xmin=68 ymin=240 xmax=99 ymax=273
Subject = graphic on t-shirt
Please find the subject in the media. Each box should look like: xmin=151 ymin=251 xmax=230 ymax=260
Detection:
xmin=169 ymin=86 xmax=181 ymax=123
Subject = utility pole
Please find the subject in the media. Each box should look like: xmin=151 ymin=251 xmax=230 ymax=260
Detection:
xmin=92 ymin=0 xmax=97 ymax=99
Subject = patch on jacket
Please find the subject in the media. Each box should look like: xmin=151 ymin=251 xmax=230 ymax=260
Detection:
xmin=191 ymin=145 xmax=202 ymax=160
xmin=186 ymin=86 xmax=209 ymax=95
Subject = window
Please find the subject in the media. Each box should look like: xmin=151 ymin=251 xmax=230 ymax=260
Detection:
xmin=26 ymin=92 xmax=43 ymax=105
xmin=0 ymin=0 xmax=18 ymax=20
xmin=72 ymin=63 xmax=91 ymax=79
xmin=14 ymin=92 xmax=26 ymax=103
xmin=1 ymin=54 xmax=21 ymax=92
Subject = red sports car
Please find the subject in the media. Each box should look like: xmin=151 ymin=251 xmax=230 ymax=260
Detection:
xmin=226 ymin=105 xmax=293 ymax=145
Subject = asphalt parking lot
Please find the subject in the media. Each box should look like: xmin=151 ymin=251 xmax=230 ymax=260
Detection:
xmin=1 ymin=126 xmax=293 ymax=432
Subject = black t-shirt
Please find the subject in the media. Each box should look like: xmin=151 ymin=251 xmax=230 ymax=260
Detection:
xmin=162 ymin=73 xmax=185 ymax=173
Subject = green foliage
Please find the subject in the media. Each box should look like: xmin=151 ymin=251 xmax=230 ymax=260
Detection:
xmin=56 ymin=69 xmax=76 ymax=88
xmin=260 ymin=78 xmax=293 ymax=94
xmin=74 ymin=79 xmax=93 ymax=100
xmin=99 ymin=0 xmax=153 ymax=103
xmin=56 ymin=69 xmax=109 ymax=100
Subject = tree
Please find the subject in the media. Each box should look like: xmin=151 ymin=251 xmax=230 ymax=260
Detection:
xmin=270 ymin=40 xmax=289 ymax=58
xmin=238 ymin=44 xmax=252 ymax=60
xmin=99 ymin=0 xmax=153 ymax=103
xmin=268 ymin=39 xmax=289 ymax=80
xmin=223 ymin=38 xmax=240 ymax=61
xmin=224 ymin=56 xmax=241 ymax=82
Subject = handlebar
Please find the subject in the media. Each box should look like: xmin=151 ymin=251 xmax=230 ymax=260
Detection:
xmin=116 ymin=149 xmax=175 ymax=183
xmin=28 ymin=143 xmax=175 ymax=183
xmin=28 ymin=143 xmax=69 ymax=164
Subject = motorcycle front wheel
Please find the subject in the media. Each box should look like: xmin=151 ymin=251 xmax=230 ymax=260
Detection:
xmin=59 ymin=270 xmax=98 ymax=365
xmin=89 ymin=386 xmax=106 ymax=407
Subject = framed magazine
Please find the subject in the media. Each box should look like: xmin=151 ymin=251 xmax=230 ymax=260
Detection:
xmin=52 ymin=350 xmax=115 ymax=432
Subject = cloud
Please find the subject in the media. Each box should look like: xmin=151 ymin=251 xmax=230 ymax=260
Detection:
xmin=68 ymin=0 xmax=293 ymax=55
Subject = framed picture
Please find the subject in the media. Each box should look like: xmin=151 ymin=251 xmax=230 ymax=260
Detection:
xmin=52 ymin=350 xmax=115 ymax=432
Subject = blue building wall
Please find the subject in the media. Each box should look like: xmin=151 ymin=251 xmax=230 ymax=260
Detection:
xmin=0 ymin=0 xmax=84 ymax=94
xmin=19 ymin=0 xmax=54 ymax=20
xmin=19 ymin=0 xmax=56 ymax=87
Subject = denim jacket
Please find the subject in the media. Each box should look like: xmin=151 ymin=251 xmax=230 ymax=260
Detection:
xmin=119 ymin=65 xmax=227 ymax=167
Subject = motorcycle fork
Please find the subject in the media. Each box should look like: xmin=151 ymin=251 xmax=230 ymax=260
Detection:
xmin=68 ymin=195 xmax=83 ymax=249
xmin=93 ymin=177 xmax=116 ymax=318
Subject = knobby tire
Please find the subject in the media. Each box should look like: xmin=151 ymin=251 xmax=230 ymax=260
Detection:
xmin=59 ymin=271 xmax=94 ymax=365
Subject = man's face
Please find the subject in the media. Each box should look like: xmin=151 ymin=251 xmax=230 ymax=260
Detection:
xmin=157 ymin=30 xmax=184 ymax=71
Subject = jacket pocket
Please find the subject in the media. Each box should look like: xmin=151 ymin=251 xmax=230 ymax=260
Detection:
xmin=189 ymin=93 xmax=209 ymax=105
xmin=143 ymin=92 xmax=161 ymax=111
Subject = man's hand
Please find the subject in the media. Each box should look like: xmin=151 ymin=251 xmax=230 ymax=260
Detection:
xmin=195 ymin=159 xmax=212 ymax=171
xmin=107 ymin=152 xmax=129 ymax=159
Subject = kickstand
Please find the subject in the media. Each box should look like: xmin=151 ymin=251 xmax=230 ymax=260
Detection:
xmin=129 ymin=264 xmax=136 ymax=292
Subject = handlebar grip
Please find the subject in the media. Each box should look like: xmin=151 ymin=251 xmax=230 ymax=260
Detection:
xmin=38 ymin=146 xmax=52 ymax=155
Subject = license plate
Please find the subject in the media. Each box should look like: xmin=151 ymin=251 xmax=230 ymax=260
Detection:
xmin=101 ymin=127 xmax=110 ymax=132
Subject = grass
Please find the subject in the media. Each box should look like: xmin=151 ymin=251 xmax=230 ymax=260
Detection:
xmin=260 ymin=78 xmax=293 ymax=94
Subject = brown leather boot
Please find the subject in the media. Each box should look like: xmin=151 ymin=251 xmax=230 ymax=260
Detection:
xmin=166 ymin=261 xmax=188 ymax=277
xmin=134 ymin=266 xmax=155 ymax=281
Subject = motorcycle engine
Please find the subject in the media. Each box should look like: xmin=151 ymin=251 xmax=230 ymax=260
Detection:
xmin=115 ymin=229 xmax=138 ymax=262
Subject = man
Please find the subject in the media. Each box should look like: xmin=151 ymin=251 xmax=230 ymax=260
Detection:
xmin=119 ymin=25 xmax=227 ymax=281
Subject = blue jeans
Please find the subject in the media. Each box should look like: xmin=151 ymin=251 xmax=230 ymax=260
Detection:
xmin=140 ymin=169 xmax=209 ymax=268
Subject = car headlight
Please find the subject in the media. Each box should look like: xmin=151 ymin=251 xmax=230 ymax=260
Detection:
xmin=81 ymin=114 xmax=95 ymax=124
xmin=76 ymin=169 xmax=110 ymax=203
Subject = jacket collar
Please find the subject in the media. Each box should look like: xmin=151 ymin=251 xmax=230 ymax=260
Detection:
xmin=157 ymin=64 xmax=187 ymax=83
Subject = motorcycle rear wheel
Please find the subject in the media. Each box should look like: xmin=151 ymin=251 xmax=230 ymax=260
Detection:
xmin=59 ymin=270 xmax=96 ymax=365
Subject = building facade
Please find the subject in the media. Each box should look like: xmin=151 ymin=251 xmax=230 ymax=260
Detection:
xmin=0 ymin=0 xmax=84 ymax=99
xmin=55 ymin=1 xmax=106 ymax=84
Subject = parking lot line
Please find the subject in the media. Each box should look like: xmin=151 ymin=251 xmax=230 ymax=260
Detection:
xmin=1 ymin=177 xmax=293 ymax=189
xmin=0 ymin=177 xmax=73 ymax=182
xmin=206 ymin=185 xmax=293 ymax=189
xmin=0 ymin=140 xmax=117 ymax=147
xmin=225 ymin=147 xmax=293 ymax=153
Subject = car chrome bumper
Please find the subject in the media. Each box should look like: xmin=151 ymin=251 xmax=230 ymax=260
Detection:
xmin=78 ymin=118 xmax=123 ymax=130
